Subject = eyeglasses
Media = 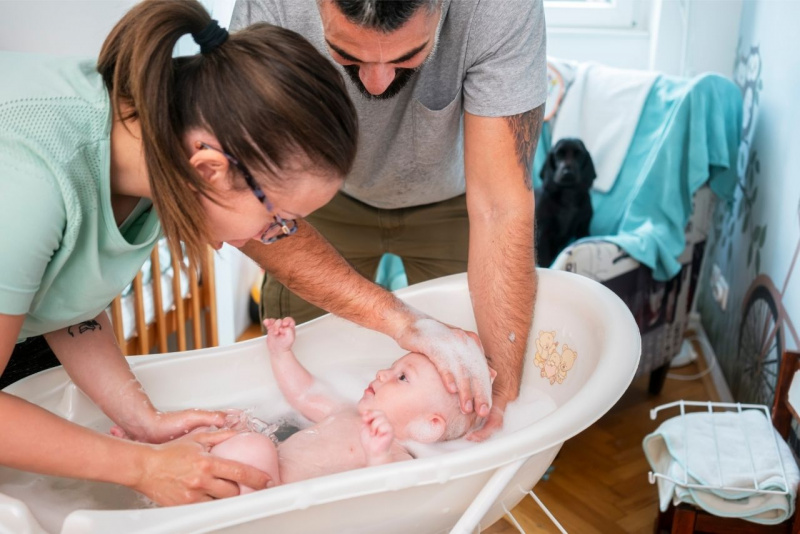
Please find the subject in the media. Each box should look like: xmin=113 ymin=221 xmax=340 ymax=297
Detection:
xmin=198 ymin=142 xmax=298 ymax=244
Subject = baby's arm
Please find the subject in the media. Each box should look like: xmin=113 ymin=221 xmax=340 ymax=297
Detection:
xmin=265 ymin=318 xmax=345 ymax=423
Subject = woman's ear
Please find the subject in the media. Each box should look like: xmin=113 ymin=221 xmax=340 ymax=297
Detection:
xmin=407 ymin=415 xmax=446 ymax=443
xmin=189 ymin=140 xmax=231 ymax=187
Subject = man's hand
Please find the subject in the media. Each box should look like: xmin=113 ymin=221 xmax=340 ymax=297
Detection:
xmin=395 ymin=317 xmax=491 ymax=418
xmin=132 ymin=429 xmax=271 ymax=505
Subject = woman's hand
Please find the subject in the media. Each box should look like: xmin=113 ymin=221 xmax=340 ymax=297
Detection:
xmin=110 ymin=408 xmax=233 ymax=444
xmin=132 ymin=428 xmax=271 ymax=505
xmin=394 ymin=317 xmax=492 ymax=418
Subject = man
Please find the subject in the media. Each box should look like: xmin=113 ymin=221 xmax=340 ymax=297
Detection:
xmin=234 ymin=0 xmax=546 ymax=440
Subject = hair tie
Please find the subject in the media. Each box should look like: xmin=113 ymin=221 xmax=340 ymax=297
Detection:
xmin=193 ymin=19 xmax=228 ymax=54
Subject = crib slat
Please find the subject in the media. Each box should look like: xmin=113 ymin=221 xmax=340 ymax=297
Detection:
xmin=189 ymin=259 xmax=202 ymax=348
xmin=110 ymin=296 xmax=127 ymax=356
xmin=150 ymin=246 xmax=168 ymax=353
xmin=171 ymin=250 xmax=187 ymax=352
xmin=132 ymin=271 xmax=148 ymax=354
xmin=202 ymin=246 xmax=219 ymax=347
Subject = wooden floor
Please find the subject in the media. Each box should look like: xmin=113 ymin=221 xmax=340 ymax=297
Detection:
xmin=237 ymin=325 xmax=718 ymax=534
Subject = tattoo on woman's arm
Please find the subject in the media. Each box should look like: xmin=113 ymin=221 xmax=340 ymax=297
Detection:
xmin=67 ymin=320 xmax=102 ymax=337
xmin=505 ymin=105 xmax=544 ymax=191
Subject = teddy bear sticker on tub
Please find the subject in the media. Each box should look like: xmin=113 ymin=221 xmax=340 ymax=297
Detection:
xmin=534 ymin=330 xmax=578 ymax=385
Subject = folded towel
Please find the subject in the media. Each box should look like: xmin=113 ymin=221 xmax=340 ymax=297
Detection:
xmin=551 ymin=62 xmax=658 ymax=193
xmin=643 ymin=410 xmax=800 ymax=525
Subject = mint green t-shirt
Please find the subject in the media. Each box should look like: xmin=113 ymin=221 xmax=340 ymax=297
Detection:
xmin=0 ymin=52 xmax=161 ymax=342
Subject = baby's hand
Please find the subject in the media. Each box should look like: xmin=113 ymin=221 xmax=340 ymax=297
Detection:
xmin=359 ymin=409 xmax=394 ymax=465
xmin=264 ymin=317 xmax=296 ymax=353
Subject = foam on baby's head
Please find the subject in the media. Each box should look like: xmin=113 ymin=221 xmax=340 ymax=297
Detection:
xmin=404 ymin=399 xmax=479 ymax=443
xmin=442 ymin=404 xmax=480 ymax=441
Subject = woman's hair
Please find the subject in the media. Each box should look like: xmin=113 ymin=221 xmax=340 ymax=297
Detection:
xmin=98 ymin=0 xmax=358 ymax=263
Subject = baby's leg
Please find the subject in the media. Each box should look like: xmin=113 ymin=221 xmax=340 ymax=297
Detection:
xmin=211 ymin=432 xmax=281 ymax=494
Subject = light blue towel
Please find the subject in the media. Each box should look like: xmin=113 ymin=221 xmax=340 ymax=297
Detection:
xmin=534 ymin=74 xmax=742 ymax=280
xmin=643 ymin=410 xmax=800 ymax=525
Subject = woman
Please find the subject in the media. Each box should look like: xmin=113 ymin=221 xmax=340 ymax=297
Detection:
xmin=0 ymin=0 xmax=357 ymax=505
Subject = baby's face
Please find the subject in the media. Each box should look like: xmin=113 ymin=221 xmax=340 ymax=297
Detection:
xmin=358 ymin=352 xmax=455 ymax=437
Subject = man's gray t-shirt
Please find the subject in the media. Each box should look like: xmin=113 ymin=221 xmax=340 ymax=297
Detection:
xmin=231 ymin=0 xmax=546 ymax=209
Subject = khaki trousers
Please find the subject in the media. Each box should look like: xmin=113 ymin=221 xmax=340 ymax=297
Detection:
xmin=261 ymin=192 xmax=469 ymax=324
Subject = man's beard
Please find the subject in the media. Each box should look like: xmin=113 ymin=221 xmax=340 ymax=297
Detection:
xmin=343 ymin=65 xmax=419 ymax=100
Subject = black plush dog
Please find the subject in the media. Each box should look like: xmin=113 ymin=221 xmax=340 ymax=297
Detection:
xmin=535 ymin=138 xmax=597 ymax=267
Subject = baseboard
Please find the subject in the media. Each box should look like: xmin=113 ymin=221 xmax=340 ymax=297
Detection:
xmin=686 ymin=312 xmax=734 ymax=403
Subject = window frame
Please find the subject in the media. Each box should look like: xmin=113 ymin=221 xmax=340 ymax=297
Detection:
xmin=544 ymin=0 xmax=641 ymax=29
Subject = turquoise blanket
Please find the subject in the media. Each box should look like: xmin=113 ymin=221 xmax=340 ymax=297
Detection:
xmin=534 ymin=73 xmax=743 ymax=280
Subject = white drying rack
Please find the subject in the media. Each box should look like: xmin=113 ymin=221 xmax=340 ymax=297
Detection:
xmin=647 ymin=400 xmax=791 ymax=497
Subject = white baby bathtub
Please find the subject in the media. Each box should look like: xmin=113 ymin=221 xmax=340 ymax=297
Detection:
xmin=0 ymin=269 xmax=640 ymax=534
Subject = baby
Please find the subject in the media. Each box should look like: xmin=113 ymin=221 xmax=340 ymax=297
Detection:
xmin=211 ymin=317 xmax=494 ymax=493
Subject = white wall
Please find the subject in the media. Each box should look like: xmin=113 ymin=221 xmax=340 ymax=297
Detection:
xmin=0 ymin=1 xmax=137 ymax=55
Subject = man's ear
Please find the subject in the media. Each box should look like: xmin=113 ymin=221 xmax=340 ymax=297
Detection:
xmin=407 ymin=415 xmax=446 ymax=443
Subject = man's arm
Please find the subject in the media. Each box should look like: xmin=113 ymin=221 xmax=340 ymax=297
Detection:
xmin=463 ymin=105 xmax=544 ymax=440
xmin=242 ymin=225 xmax=410 ymax=337
xmin=240 ymin=224 xmax=491 ymax=416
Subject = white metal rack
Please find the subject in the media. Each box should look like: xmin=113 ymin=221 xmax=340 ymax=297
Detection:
xmin=648 ymin=400 xmax=791 ymax=497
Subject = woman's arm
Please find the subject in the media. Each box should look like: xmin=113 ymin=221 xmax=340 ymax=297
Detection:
xmin=44 ymin=311 xmax=229 ymax=443
xmin=0 ymin=313 xmax=271 ymax=503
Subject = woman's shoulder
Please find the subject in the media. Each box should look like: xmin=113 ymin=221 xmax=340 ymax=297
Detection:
xmin=0 ymin=52 xmax=111 ymax=181
xmin=0 ymin=52 xmax=106 ymax=108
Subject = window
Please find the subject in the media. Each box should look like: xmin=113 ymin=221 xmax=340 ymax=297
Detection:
xmin=544 ymin=0 xmax=641 ymax=29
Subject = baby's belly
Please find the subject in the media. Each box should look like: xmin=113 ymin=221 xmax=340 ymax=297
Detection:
xmin=277 ymin=418 xmax=365 ymax=484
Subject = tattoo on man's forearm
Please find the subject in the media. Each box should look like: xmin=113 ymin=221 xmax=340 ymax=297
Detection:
xmin=67 ymin=320 xmax=102 ymax=337
xmin=505 ymin=105 xmax=544 ymax=191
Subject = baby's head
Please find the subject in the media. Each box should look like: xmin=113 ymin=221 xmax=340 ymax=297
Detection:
xmin=357 ymin=352 xmax=494 ymax=443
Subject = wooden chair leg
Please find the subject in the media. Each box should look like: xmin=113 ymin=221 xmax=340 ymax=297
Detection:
xmin=649 ymin=362 xmax=671 ymax=395
xmin=655 ymin=505 xmax=674 ymax=534
xmin=672 ymin=504 xmax=697 ymax=533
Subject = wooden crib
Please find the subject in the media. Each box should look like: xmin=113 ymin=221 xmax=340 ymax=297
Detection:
xmin=109 ymin=242 xmax=218 ymax=356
